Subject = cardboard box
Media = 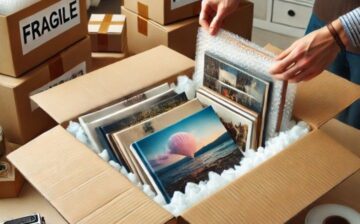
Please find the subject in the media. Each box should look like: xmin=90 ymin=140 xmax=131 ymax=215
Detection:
xmin=0 ymin=142 xmax=24 ymax=199
xmin=122 ymin=1 xmax=253 ymax=59
xmin=0 ymin=37 xmax=92 ymax=144
xmin=123 ymin=0 xmax=201 ymax=25
xmin=0 ymin=0 xmax=88 ymax=77
xmin=6 ymin=45 xmax=360 ymax=223
xmin=287 ymin=119 xmax=360 ymax=224
xmin=91 ymin=52 xmax=127 ymax=71
xmin=0 ymin=183 xmax=67 ymax=223
xmin=88 ymin=14 xmax=127 ymax=53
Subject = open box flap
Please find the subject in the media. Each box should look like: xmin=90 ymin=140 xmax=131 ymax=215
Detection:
xmin=181 ymin=130 xmax=360 ymax=224
xmin=7 ymin=126 xmax=174 ymax=224
xmin=31 ymin=46 xmax=195 ymax=124
xmin=265 ymin=44 xmax=360 ymax=129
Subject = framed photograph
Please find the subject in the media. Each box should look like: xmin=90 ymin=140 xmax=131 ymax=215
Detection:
xmin=111 ymin=99 xmax=204 ymax=187
xmin=203 ymin=53 xmax=271 ymax=145
xmin=96 ymin=92 xmax=189 ymax=171
xmin=79 ymin=83 xmax=171 ymax=153
xmin=196 ymin=88 xmax=257 ymax=150
xmin=131 ymin=106 xmax=243 ymax=203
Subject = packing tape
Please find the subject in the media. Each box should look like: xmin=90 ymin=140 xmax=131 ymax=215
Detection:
xmin=48 ymin=56 xmax=64 ymax=80
xmin=137 ymin=2 xmax=148 ymax=19
xmin=137 ymin=16 xmax=148 ymax=36
xmin=305 ymin=204 xmax=360 ymax=224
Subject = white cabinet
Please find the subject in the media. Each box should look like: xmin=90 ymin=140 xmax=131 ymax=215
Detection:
xmin=252 ymin=0 xmax=314 ymax=37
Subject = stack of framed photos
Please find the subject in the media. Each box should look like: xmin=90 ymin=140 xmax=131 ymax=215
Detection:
xmin=76 ymin=28 xmax=297 ymax=204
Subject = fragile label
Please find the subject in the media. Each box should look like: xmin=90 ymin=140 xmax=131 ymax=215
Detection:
xmin=171 ymin=0 xmax=200 ymax=10
xmin=19 ymin=0 xmax=81 ymax=55
xmin=30 ymin=62 xmax=86 ymax=111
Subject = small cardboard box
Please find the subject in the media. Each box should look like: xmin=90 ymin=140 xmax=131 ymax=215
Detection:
xmin=0 ymin=142 xmax=24 ymax=199
xmin=122 ymin=1 xmax=253 ymax=59
xmin=0 ymin=0 xmax=88 ymax=77
xmin=287 ymin=119 xmax=360 ymax=224
xmin=91 ymin=52 xmax=127 ymax=72
xmin=0 ymin=183 xmax=67 ymax=223
xmin=0 ymin=36 xmax=92 ymax=145
xmin=88 ymin=14 xmax=127 ymax=53
xmin=7 ymin=46 xmax=360 ymax=223
xmin=123 ymin=0 xmax=201 ymax=25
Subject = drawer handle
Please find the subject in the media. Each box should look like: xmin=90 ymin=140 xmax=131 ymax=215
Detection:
xmin=288 ymin=9 xmax=296 ymax=17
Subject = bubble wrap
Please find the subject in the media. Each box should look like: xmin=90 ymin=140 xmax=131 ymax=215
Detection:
xmin=193 ymin=28 xmax=297 ymax=140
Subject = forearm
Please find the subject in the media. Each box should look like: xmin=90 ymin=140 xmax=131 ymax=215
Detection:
xmin=339 ymin=7 xmax=360 ymax=48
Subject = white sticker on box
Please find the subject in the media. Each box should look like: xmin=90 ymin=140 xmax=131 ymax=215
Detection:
xmin=19 ymin=0 xmax=81 ymax=55
xmin=29 ymin=61 xmax=86 ymax=111
xmin=171 ymin=0 xmax=199 ymax=10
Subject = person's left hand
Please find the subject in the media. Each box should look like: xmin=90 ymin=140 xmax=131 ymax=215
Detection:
xmin=269 ymin=24 xmax=341 ymax=83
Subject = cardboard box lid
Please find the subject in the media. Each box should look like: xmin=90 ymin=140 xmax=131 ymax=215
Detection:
xmin=181 ymin=130 xmax=360 ymax=224
xmin=30 ymin=46 xmax=194 ymax=124
xmin=265 ymin=44 xmax=360 ymax=129
xmin=8 ymin=126 xmax=174 ymax=224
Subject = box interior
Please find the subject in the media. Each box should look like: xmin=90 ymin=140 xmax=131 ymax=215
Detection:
xmin=8 ymin=45 xmax=360 ymax=223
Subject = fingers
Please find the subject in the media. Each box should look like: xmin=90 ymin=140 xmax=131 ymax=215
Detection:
xmin=199 ymin=2 xmax=211 ymax=30
xmin=269 ymin=49 xmax=303 ymax=75
xmin=209 ymin=7 xmax=226 ymax=35
xmin=272 ymin=63 xmax=301 ymax=80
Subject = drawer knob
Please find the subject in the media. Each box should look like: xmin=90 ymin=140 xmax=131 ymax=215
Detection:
xmin=288 ymin=9 xmax=296 ymax=17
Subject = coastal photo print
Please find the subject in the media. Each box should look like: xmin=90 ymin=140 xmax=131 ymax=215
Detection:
xmin=131 ymin=106 xmax=243 ymax=203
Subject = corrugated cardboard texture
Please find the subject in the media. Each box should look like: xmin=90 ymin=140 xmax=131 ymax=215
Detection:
xmin=31 ymin=46 xmax=194 ymax=124
xmin=265 ymin=44 xmax=360 ymax=129
xmin=182 ymin=130 xmax=360 ymax=224
xmin=1 ymin=0 xmax=88 ymax=77
xmin=288 ymin=119 xmax=360 ymax=224
xmin=8 ymin=126 xmax=173 ymax=224
xmin=124 ymin=0 xmax=200 ymax=25
xmin=0 ymin=183 xmax=67 ymax=224
xmin=0 ymin=37 xmax=91 ymax=144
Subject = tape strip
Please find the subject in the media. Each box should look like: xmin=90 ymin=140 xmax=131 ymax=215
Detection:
xmin=48 ymin=57 xmax=65 ymax=80
xmin=99 ymin=14 xmax=113 ymax=34
xmin=137 ymin=2 xmax=149 ymax=18
xmin=137 ymin=16 xmax=148 ymax=36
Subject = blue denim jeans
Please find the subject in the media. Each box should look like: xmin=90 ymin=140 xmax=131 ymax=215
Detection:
xmin=306 ymin=14 xmax=360 ymax=129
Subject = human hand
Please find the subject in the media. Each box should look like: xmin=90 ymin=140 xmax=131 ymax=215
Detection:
xmin=269 ymin=20 xmax=349 ymax=83
xmin=199 ymin=0 xmax=240 ymax=35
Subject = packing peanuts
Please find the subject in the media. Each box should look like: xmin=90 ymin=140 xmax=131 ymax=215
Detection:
xmin=123 ymin=0 xmax=201 ymax=25
xmin=123 ymin=1 xmax=253 ymax=59
xmin=0 ymin=37 xmax=91 ymax=144
xmin=88 ymin=14 xmax=127 ymax=53
xmin=0 ymin=0 xmax=87 ymax=77
xmin=7 ymin=46 xmax=360 ymax=223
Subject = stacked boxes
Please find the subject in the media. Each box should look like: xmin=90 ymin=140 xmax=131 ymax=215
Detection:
xmin=0 ymin=0 xmax=91 ymax=145
xmin=0 ymin=0 xmax=91 ymax=197
xmin=88 ymin=13 xmax=128 ymax=70
xmin=122 ymin=0 xmax=253 ymax=58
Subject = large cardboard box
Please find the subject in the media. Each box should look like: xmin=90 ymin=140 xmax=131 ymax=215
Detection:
xmin=0 ymin=142 xmax=24 ymax=199
xmin=91 ymin=52 xmax=127 ymax=72
xmin=123 ymin=1 xmax=253 ymax=59
xmin=0 ymin=0 xmax=88 ymax=77
xmin=123 ymin=0 xmax=201 ymax=25
xmin=0 ymin=37 xmax=92 ymax=144
xmin=6 ymin=45 xmax=360 ymax=223
xmin=287 ymin=119 xmax=360 ymax=224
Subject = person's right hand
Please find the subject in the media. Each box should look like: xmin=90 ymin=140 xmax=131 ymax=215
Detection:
xmin=199 ymin=0 xmax=241 ymax=35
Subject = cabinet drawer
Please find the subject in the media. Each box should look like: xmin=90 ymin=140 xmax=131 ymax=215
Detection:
xmin=250 ymin=0 xmax=267 ymax=20
xmin=272 ymin=0 xmax=312 ymax=29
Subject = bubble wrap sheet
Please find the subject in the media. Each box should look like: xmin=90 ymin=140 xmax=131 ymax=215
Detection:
xmin=0 ymin=0 xmax=40 ymax=15
xmin=194 ymin=28 xmax=297 ymax=140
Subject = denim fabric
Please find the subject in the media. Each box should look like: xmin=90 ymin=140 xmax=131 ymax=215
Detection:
xmin=306 ymin=14 xmax=360 ymax=129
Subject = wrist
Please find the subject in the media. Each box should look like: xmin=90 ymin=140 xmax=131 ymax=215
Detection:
xmin=331 ymin=19 xmax=351 ymax=48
